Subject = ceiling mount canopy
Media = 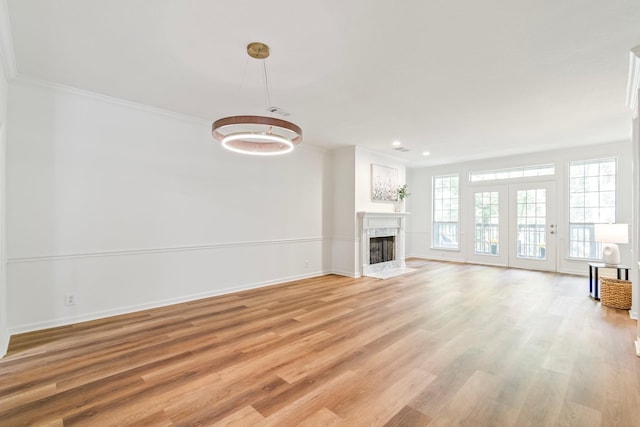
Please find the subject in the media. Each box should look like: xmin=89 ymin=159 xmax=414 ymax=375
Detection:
xmin=212 ymin=42 xmax=302 ymax=156
xmin=246 ymin=41 xmax=270 ymax=59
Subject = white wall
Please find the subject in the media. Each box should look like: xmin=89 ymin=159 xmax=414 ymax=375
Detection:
xmin=407 ymin=141 xmax=633 ymax=279
xmin=329 ymin=146 xmax=407 ymax=277
xmin=353 ymin=147 xmax=406 ymax=276
xmin=6 ymin=79 xmax=332 ymax=334
xmin=355 ymin=147 xmax=406 ymax=214
xmin=355 ymin=147 xmax=406 ymax=212
xmin=0 ymin=51 xmax=8 ymax=355
xmin=3 ymin=79 xmax=408 ymax=335
xmin=330 ymin=146 xmax=357 ymax=276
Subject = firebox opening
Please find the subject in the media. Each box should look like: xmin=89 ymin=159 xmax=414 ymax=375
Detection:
xmin=370 ymin=236 xmax=396 ymax=264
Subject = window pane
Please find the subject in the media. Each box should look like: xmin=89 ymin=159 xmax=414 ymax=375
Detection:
xmin=601 ymin=174 xmax=615 ymax=191
xmin=585 ymin=177 xmax=599 ymax=192
xmin=570 ymin=207 xmax=584 ymax=223
xmin=600 ymin=161 xmax=615 ymax=175
xmin=570 ymin=164 xmax=584 ymax=177
xmin=600 ymin=208 xmax=615 ymax=224
xmin=599 ymin=191 xmax=615 ymax=207
xmin=570 ymin=193 xmax=585 ymax=208
xmin=585 ymin=193 xmax=599 ymax=207
xmin=570 ymin=177 xmax=584 ymax=192
xmin=586 ymin=209 xmax=601 ymax=223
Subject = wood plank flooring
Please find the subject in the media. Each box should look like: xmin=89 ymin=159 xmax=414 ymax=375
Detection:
xmin=1 ymin=260 xmax=639 ymax=426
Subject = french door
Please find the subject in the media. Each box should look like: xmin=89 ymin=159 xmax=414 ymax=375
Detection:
xmin=469 ymin=185 xmax=509 ymax=266
xmin=508 ymin=182 xmax=557 ymax=271
xmin=469 ymin=181 xmax=557 ymax=272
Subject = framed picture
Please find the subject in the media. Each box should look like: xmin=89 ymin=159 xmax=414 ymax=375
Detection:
xmin=371 ymin=164 xmax=398 ymax=202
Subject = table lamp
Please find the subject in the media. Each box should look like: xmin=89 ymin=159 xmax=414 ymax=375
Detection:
xmin=594 ymin=223 xmax=628 ymax=265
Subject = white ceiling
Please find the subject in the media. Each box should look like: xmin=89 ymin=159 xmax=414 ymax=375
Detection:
xmin=4 ymin=0 xmax=640 ymax=167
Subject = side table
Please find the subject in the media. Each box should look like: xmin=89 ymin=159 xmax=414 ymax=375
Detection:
xmin=588 ymin=263 xmax=630 ymax=300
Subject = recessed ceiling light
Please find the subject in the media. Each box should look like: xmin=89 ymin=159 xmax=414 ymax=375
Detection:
xmin=422 ymin=151 xmax=431 ymax=156
xmin=392 ymin=140 xmax=401 ymax=146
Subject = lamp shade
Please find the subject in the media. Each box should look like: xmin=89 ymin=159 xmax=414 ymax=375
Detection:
xmin=594 ymin=223 xmax=628 ymax=265
xmin=594 ymin=224 xmax=629 ymax=244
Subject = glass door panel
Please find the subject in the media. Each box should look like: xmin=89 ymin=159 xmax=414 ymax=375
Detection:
xmin=515 ymin=188 xmax=547 ymax=260
xmin=467 ymin=185 xmax=508 ymax=266
xmin=474 ymin=191 xmax=500 ymax=256
xmin=509 ymin=182 xmax=557 ymax=271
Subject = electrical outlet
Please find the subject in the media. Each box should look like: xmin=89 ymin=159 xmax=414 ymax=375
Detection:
xmin=64 ymin=293 xmax=76 ymax=306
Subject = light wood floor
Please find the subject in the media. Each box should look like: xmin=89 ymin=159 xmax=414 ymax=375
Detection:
xmin=1 ymin=260 xmax=639 ymax=426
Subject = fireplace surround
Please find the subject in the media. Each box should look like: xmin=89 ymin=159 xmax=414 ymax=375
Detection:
xmin=358 ymin=212 xmax=410 ymax=278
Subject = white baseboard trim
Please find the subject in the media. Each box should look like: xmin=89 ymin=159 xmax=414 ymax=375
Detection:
xmin=636 ymin=339 xmax=640 ymax=357
xmin=464 ymin=259 xmax=507 ymax=268
xmin=407 ymin=254 xmax=465 ymax=264
xmin=329 ymin=269 xmax=361 ymax=278
xmin=0 ymin=328 xmax=9 ymax=358
xmin=8 ymin=270 xmax=327 ymax=336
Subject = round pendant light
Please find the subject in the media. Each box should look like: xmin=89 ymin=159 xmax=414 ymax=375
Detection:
xmin=212 ymin=43 xmax=303 ymax=156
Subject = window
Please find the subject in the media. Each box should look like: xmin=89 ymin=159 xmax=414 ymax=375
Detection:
xmin=469 ymin=164 xmax=554 ymax=182
xmin=568 ymin=158 xmax=616 ymax=259
xmin=433 ymin=175 xmax=459 ymax=249
xmin=474 ymin=192 xmax=499 ymax=255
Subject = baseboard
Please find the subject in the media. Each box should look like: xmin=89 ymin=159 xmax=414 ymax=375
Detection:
xmin=407 ymin=253 xmax=465 ymax=264
xmin=636 ymin=339 xmax=640 ymax=357
xmin=8 ymin=270 xmax=327 ymax=336
xmin=464 ymin=259 xmax=508 ymax=268
xmin=0 ymin=328 xmax=8 ymax=358
xmin=329 ymin=269 xmax=361 ymax=278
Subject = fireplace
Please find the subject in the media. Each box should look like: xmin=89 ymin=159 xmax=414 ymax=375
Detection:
xmin=358 ymin=212 xmax=409 ymax=278
xmin=370 ymin=236 xmax=395 ymax=264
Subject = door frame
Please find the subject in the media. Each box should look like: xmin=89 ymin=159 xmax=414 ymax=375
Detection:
xmin=507 ymin=181 xmax=557 ymax=272
xmin=465 ymin=179 xmax=558 ymax=272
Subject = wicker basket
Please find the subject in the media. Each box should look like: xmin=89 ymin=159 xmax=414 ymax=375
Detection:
xmin=600 ymin=277 xmax=632 ymax=310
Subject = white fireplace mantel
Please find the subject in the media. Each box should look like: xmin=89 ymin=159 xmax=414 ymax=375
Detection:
xmin=357 ymin=211 xmax=410 ymax=278
xmin=358 ymin=212 xmax=411 ymax=218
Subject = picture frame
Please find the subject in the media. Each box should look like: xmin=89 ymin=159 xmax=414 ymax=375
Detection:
xmin=371 ymin=164 xmax=398 ymax=202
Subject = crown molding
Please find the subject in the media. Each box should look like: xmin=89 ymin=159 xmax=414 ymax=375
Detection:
xmin=13 ymin=75 xmax=213 ymax=126
xmin=626 ymin=46 xmax=640 ymax=117
xmin=12 ymin=76 xmax=333 ymax=156
xmin=0 ymin=0 xmax=17 ymax=79
xmin=355 ymin=145 xmax=410 ymax=165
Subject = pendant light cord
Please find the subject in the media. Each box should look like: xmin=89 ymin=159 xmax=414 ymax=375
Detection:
xmin=262 ymin=59 xmax=272 ymax=111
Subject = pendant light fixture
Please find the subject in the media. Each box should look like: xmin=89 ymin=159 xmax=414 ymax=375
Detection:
xmin=212 ymin=42 xmax=302 ymax=155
